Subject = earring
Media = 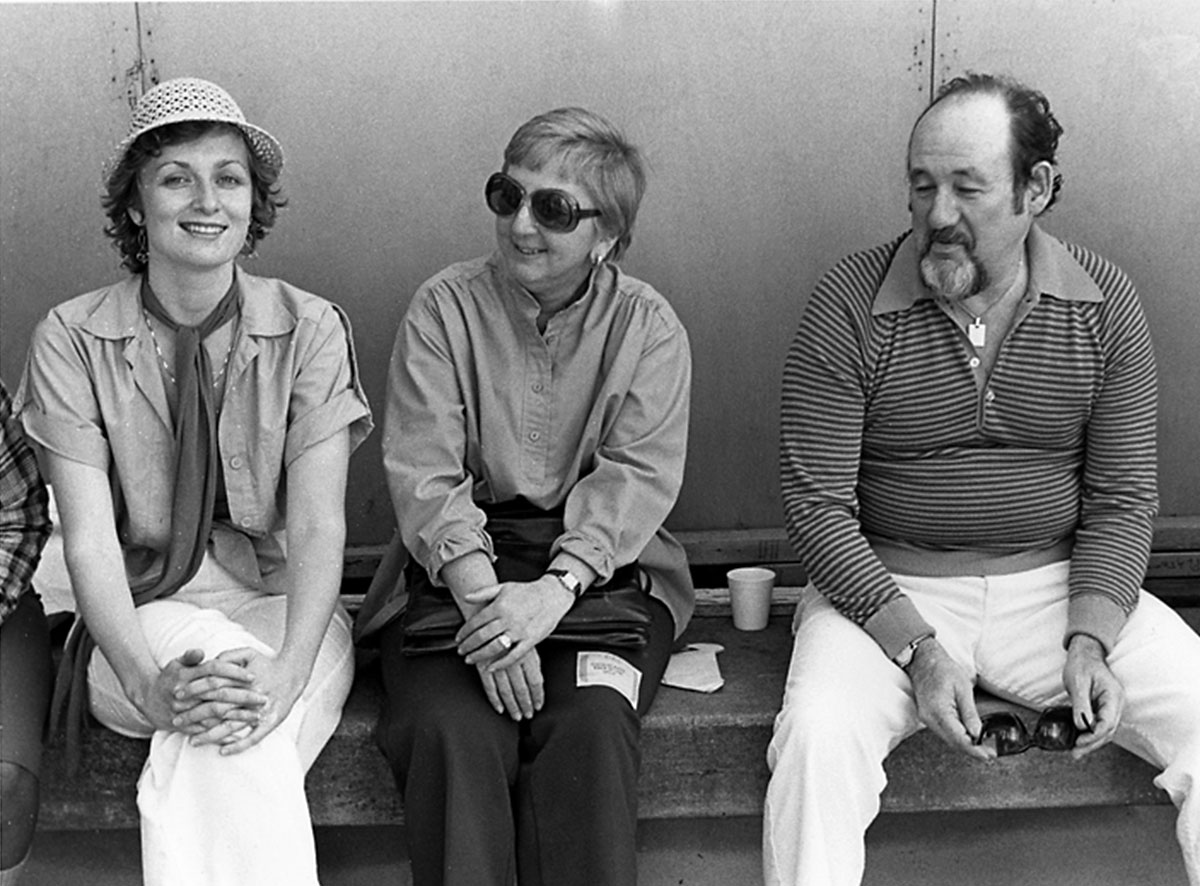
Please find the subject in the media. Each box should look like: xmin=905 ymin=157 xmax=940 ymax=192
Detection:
xmin=135 ymin=227 xmax=148 ymax=265
xmin=241 ymin=230 xmax=258 ymax=259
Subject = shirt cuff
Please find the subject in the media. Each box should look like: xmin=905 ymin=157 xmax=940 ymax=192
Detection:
xmin=862 ymin=594 xmax=936 ymax=660
xmin=284 ymin=388 xmax=373 ymax=466
xmin=1065 ymin=592 xmax=1129 ymax=655
xmin=424 ymin=529 xmax=495 ymax=587
xmin=554 ymin=535 xmax=614 ymax=585
xmin=20 ymin=406 xmax=110 ymax=472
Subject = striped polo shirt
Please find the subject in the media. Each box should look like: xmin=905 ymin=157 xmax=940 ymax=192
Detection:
xmin=780 ymin=224 xmax=1158 ymax=656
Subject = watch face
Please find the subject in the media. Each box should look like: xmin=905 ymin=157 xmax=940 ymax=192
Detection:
xmin=549 ymin=569 xmax=581 ymax=596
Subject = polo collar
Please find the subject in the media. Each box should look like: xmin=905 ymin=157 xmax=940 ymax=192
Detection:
xmin=872 ymin=224 xmax=1104 ymax=317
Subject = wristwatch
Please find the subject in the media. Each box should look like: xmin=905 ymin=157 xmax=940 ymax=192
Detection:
xmin=893 ymin=633 xmax=934 ymax=671
xmin=546 ymin=568 xmax=584 ymax=599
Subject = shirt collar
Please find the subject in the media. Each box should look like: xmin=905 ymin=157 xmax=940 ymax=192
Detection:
xmin=872 ymin=223 xmax=1105 ymax=317
xmin=488 ymin=251 xmax=603 ymax=321
xmin=80 ymin=268 xmax=296 ymax=339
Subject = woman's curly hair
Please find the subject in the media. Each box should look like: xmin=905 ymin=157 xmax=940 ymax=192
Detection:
xmin=102 ymin=120 xmax=286 ymax=275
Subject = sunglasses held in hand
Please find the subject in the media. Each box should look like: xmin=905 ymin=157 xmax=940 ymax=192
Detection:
xmin=975 ymin=706 xmax=1087 ymax=757
xmin=485 ymin=171 xmax=603 ymax=233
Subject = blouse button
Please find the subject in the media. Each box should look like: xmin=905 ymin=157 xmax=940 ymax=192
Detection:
xmin=969 ymin=357 xmax=980 ymax=368
xmin=229 ymin=455 xmax=244 ymax=469
xmin=529 ymin=431 xmax=540 ymax=442
xmin=532 ymin=382 xmax=543 ymax=393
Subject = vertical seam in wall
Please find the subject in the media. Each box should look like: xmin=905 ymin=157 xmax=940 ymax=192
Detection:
xmin=928 ymin=0 xmax=938 ymax=102
xmin=133 ymin=3 xmax=148 ymax=93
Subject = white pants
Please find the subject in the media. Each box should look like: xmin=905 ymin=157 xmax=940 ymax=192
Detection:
xmin=764 ymin=562 xmax=1200 ymax=886
xmin=87 ymin=556 xmax=355 ymax=886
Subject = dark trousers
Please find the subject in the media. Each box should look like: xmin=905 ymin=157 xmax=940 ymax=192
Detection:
xmin=377 ymin=597 xmax=675 ymax=886
xmin=0 ymin=591 xmax=52 ymax=870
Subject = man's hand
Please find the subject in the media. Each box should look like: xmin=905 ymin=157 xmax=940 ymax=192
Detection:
xmin=477 ymin=649 xmax=546 ymax=720
xmin=905 ymin=639 xmax=993 ymax=760
xmin=1063 ymin=634 xmax=1124 ymax=758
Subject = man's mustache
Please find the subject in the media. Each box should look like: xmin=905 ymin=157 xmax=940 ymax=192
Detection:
xmin=929 ymin=226 xmax=973 ymax=248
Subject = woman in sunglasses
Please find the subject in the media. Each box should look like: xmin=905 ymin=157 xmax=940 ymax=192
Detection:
xmin=17 ymin=78 xmax=371 ymax=885
xmin=366 ymin=107 xmax=694 ymax=886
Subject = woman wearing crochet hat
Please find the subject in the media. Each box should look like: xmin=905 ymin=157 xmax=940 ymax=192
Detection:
xmin=360 ymin=107 xmax=693 ymax=886
xmin=16 ymin=77 xmax=372 ymax=885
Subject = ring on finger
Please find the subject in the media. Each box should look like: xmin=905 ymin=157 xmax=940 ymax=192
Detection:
xmin=496 ymin=632 xmax=514 ymax=651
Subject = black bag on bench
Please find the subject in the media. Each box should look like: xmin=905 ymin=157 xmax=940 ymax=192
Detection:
xmin=400 ymin=499 xmax=652 ymax=655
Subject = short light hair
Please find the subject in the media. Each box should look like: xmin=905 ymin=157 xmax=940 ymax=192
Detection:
xmin=503 ymin=107 xmax=646 ymax=260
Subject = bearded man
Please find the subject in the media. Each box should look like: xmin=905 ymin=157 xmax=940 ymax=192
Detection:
xmin=766 ymin=72 xmax=1200 ymax=886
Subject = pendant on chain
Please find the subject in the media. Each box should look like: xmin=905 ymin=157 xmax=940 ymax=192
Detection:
xmin=968 ymin=318 xmax=986 ymax=348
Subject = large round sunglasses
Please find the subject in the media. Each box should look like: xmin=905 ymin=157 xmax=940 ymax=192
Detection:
xmin=485 ymin=171 xmax=603 ymax=234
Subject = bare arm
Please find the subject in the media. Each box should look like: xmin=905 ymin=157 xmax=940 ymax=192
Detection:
xmin=45 ymin=452 xmax=262 ymax=731
xmin=212 ymin=428 xmax=351 ymax=754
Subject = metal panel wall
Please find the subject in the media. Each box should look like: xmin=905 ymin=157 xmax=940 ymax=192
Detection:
xmin=2 ymin=1 xmax=1196 ymax=545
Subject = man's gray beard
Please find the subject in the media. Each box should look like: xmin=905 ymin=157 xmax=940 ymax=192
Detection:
xmin=919 ymin=252 xmax=987 ymax=300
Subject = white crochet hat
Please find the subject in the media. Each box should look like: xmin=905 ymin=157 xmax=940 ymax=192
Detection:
xmin=107 ymin=77 xmax=283 ymax=179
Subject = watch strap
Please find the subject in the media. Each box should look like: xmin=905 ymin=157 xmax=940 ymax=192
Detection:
xmin=546 ymin=568 xmax=584 ymax=599
xmin=894 ymin=633 xmax=934 ymax=670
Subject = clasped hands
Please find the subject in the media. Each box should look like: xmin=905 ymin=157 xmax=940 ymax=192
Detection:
xmin=142 ymin=647 xmax=305 ymax=755
xmin=453 ymin=576 xmax=575 ymax=721
xmin=906 ymin=634 xmax=1123 ymax=761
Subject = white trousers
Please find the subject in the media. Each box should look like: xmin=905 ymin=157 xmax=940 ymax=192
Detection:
xmin=87 ymin=556 xmax=355 ymax=886
xmin=763 ymin=562 xmax=1200 ymax=886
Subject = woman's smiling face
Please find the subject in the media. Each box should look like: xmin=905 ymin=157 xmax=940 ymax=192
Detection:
xmin=129 ymin=128 xmax=253 ymax=276
xmin=494 ymin=163 xmax=609 ymax=307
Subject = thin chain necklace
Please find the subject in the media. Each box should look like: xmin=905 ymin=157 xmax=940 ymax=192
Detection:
xmin=949 ymin=256 xmax=1027 ymax=349
xmin=142 ymin=308 xmax=235 ymax=387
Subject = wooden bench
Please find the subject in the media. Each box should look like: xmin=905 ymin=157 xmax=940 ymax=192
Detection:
xmin=37 ymin=520 xmax=1200 ymax=829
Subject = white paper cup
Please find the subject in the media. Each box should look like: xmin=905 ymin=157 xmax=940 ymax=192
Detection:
xmin=727 ymin=567 xmax=775 ymax=631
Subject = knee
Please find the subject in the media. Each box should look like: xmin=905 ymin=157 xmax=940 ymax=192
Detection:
xmin=0 ymin=762 xmax=39 ymax=869
xmin=540 ymin=690 xmax=640 ymax=763
xmin=377 ymin=692 xmax=505 ymax=778
xmin=769 ymin=683 xmax=878 ymax=773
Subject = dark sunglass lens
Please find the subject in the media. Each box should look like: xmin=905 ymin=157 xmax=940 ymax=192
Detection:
xmin=531 ymin=190 xmax=578 ymax=232
xmin=1034 ymin=707 xmax=1079 ymax=751
xmin=486 ymin=175 xmax=522 ymax=216
xmin=979 ymin=713 xmax=1029 ymax=757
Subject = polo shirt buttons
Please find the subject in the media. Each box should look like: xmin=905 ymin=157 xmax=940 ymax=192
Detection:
xmin=969 ymin=357 xmax=980 ymax=368
xmin=984 ymin=389 xmax=996 ymax=405
xmin=229 ymin=455 xmax=244 ymax=469
xmin=532 ymin=382 xmax=543 ymax=393
xmin=529 ymin=431 xmax=540 ymax=442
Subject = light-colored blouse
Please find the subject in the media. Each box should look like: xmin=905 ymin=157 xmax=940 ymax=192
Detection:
xmin=18 ymin=271 xmax=373 ymax=591
xmin=380 ymin=253 xmax=694 ymax=636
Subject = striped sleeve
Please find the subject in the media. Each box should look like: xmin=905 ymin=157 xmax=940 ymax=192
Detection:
xmin=779 ymin=237 xmax=933 ymax=656
xmin=1062 ymin=244 xmax=1157 ymax=651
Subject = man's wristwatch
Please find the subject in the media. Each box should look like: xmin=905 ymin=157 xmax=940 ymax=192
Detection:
xmin=893 ymin=633 xmax=934 ymax=671
xmin=546 ymin=568 xmax=584 ymax=599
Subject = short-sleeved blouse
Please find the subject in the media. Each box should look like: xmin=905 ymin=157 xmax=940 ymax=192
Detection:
xmin=18 ymin=271 xmax=373 ymax=589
